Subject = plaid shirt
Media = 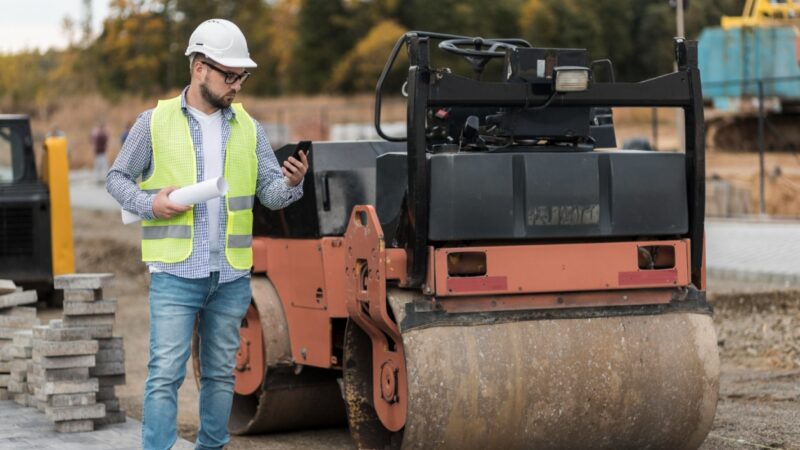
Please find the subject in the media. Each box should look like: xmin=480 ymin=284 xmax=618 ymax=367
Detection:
xmin=107 ymin=88 xmax=302 ymax=283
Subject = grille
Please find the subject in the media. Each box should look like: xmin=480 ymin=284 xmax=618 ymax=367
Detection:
xmin=0 ymin=206 xmax=34 ymax=257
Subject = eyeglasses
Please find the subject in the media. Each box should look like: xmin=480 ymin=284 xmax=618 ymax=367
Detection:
xmin=201 ymin=61 xmax=250 ymax=85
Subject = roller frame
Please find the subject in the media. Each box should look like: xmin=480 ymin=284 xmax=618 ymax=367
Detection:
xmin=343 ymin=205 xmax=408 ymax=432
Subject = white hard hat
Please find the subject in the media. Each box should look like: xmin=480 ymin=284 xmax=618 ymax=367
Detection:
xmin=185 ymin=19 xmax=257 ymax=68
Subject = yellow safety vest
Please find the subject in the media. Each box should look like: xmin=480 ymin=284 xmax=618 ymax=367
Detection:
xmin=140 ymin=95 xmax=257 ymax=270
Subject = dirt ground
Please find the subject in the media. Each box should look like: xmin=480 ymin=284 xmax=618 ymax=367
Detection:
xmin=61 ymin=208 xmax=800 ymax=449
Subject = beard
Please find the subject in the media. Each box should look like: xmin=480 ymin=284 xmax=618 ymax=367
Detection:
xmin=200 ymin=81 xmax=235 ymax=110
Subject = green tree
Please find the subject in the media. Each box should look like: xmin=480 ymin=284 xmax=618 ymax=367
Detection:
xmin=91 ymin=2 xmax=170 ymax=97
xmin=289 ymin=0 xmax=360 ymax=93
xmin=328 ymin=20 xmax=408 ymax=93
xmin=399 ymin=0 xmax=526 ymax=37
xmin=520 ymin=0 xmax=742 ymax=82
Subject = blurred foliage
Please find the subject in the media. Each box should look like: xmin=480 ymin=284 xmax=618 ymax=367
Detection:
xmin=328 ymin=20 xmax=408 ymax=93
xmin=0 ymin=0 xmax=743 ymax=112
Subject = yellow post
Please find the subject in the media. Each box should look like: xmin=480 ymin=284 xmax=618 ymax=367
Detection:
xmin=42 ymin=136 xmax=75 ymax=276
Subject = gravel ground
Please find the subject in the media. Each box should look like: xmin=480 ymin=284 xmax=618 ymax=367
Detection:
xmin=66 ymin=209 xmax=799 ymax=449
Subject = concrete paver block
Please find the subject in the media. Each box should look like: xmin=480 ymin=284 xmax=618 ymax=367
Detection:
xmin=0 ymin=280 xmax=16 ymax=295
xmin=46 ymin=403 xmax=106 ymax=422
xmin=36 ymin=378 xmax=99 ymax=398
xmin=13 ymin=393 xmax=28 ymax=406
xmin=87 ymin=326 xmax=114 ymax=339
xmin=95 ymin=409 xmax=126 ymax=426
xmin=99 ymin=398 xmax=119 ymax=412
xmin=0 ymin=306 xmax=37 ymax=318
xmin=33 ymin=340 xmax=99 ymax=358
xmin=96 ymin=349 xmax=124 ymax=363
xmin=63 ymin=300 xmax=117 ymax=316
xmin=62 ymin=314 xmax=115 ymax=328
xmin=32 ymin=326 xmax=92 ymax=342
xmin=0 ymin=315 xmax=40 ymax=328
xmin=1 ymin=328 xmax=26 ymax=339
xmin=52 ymin=324 xmax=114 ymax=339
xmin=48 ymin=392 xmax=96 ymax=407
xmin=0 ymin=345 xmax=12 ymax=361
xmin=0 ymin=291 xmax=37 ymax=309
xmin=31 ymin=366 xmax=90 ymax=382
xmin=54 ymin=418 xmax=95 ymax=433
xmin=11 ymin=329 xmax=33 ymax=346
xmin=8 ymin=346 xmax=31 ymax=359
xmin=35 ymin=354 xmax=95 ymax=370
xmin=96 ymin=386 xmax=115 ymax=401
xmin=54 ymin=274 xmax=113 ymax=290
xmin=63 ymin=289 xmax=102 ymax=302
xmin=98 ymin=374 xmax=126 ymax=387
xmin=8 ymin=379 xmax=25 ymax=393
xmin=90 ymin=362 xmax=125 ymax=377
xmin=97 ymin=337 xmax=123 ymax=350
xmin=9 ymin=368 xmax=26 ymax=382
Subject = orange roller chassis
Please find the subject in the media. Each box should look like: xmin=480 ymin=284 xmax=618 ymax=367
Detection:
xmin=245 ymin=206 xmax=699 ymax=433
xmin=342 ymin=206 xmax=407 ymax=431
xmin=433 ymin=239 xmax=692 ymax=297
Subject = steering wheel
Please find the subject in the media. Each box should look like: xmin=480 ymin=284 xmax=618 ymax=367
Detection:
xmin=438 ymin=38 xmax=521 ymax=78
xmin=439 ymin=38 xmax=519 ymax=58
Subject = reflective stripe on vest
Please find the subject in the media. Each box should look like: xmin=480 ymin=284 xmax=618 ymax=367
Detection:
xmin=140 ymin=95 xmax=257 ymax=270
xmin=142 ymin=225 xmax=192 ymax=240
xmin=228 ymin=195 xmax=254 ymax=211
xmin=228 ymin=235 xmax=253 ymax=248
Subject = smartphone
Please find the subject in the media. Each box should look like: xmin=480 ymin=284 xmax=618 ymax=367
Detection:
xmin=293 ymin=140 xmax=311 ymax=160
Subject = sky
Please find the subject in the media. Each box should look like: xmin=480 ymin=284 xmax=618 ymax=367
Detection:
xmin=0 ymin=0 xmax=110 ymax=54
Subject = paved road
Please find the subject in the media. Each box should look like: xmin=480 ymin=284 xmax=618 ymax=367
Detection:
xmin=0 ymin=400 xmax=193 ymax=450
xmin=707 ymin=218 xmax=800 ymax=285
xmin=69 ymin=170 xmax=119 ymax=212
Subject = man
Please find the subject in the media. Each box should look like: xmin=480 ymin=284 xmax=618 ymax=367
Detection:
xmin=91 ymin=121 xmax=108 ymax=183
xmin=106 ymin=19 xmax=308 ymax=450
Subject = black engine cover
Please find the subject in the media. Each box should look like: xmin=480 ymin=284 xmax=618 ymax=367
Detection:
xmin=428 ymin=150 xmax=687 ymax=240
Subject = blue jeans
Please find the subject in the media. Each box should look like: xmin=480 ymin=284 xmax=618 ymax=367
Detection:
xmin=142 ymin=272 xmax=251 ymax=450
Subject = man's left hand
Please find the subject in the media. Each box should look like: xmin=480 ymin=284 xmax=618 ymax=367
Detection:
xmin=283 ymin=150 xmax=308 ymax=187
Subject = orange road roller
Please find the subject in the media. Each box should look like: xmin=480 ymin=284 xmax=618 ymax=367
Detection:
xmin=197 ymin=32 xmax=719 ymax=449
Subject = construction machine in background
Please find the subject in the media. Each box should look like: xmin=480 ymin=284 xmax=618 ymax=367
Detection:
xmin=0 ymin=116 xmax=74 ymax=302
xmin=196 ymin=32 xmax=719 ymax=449
xmin=699 ymin=0 xmax=800 ymax=151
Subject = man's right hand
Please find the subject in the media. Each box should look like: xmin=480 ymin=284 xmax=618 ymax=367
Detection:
xmin=152 ymin=186 xmax=192 ymax=219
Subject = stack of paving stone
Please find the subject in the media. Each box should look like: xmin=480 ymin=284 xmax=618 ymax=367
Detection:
xmin=0 ymin=346 xmax=10 ymax=400
xmin=54 ymin=273 xmax=126 ymax=426
xmin=31 ymin=320 xmax=104 ymax=432
xmin=8 ymin=329 xmax=35 ymax=406
xmin=93 ymin=336 xmax=127 ymax=425
xmin=0 ymin=280 xmax=39 ymax=400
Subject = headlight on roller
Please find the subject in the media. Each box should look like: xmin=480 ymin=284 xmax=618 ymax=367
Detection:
xmin=554 ymin=66 xmax=591 ymax=92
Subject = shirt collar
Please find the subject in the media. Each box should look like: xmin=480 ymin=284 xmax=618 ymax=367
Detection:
xmin=180 ymin=86 xmax=236 ymax=122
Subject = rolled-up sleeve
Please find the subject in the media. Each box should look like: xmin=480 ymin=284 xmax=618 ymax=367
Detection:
xmin=254 ymin=120 xmax=303 ymax=210
xmin=106 ymin=110 xmax=157 ymax=220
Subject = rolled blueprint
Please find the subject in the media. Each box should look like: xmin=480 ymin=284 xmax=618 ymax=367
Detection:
xmin=121 ymin=176 xmax=229 ymax=224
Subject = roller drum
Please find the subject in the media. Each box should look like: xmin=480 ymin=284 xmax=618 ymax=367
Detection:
xmin=398 ymin=312 xmax=719 ymax=450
